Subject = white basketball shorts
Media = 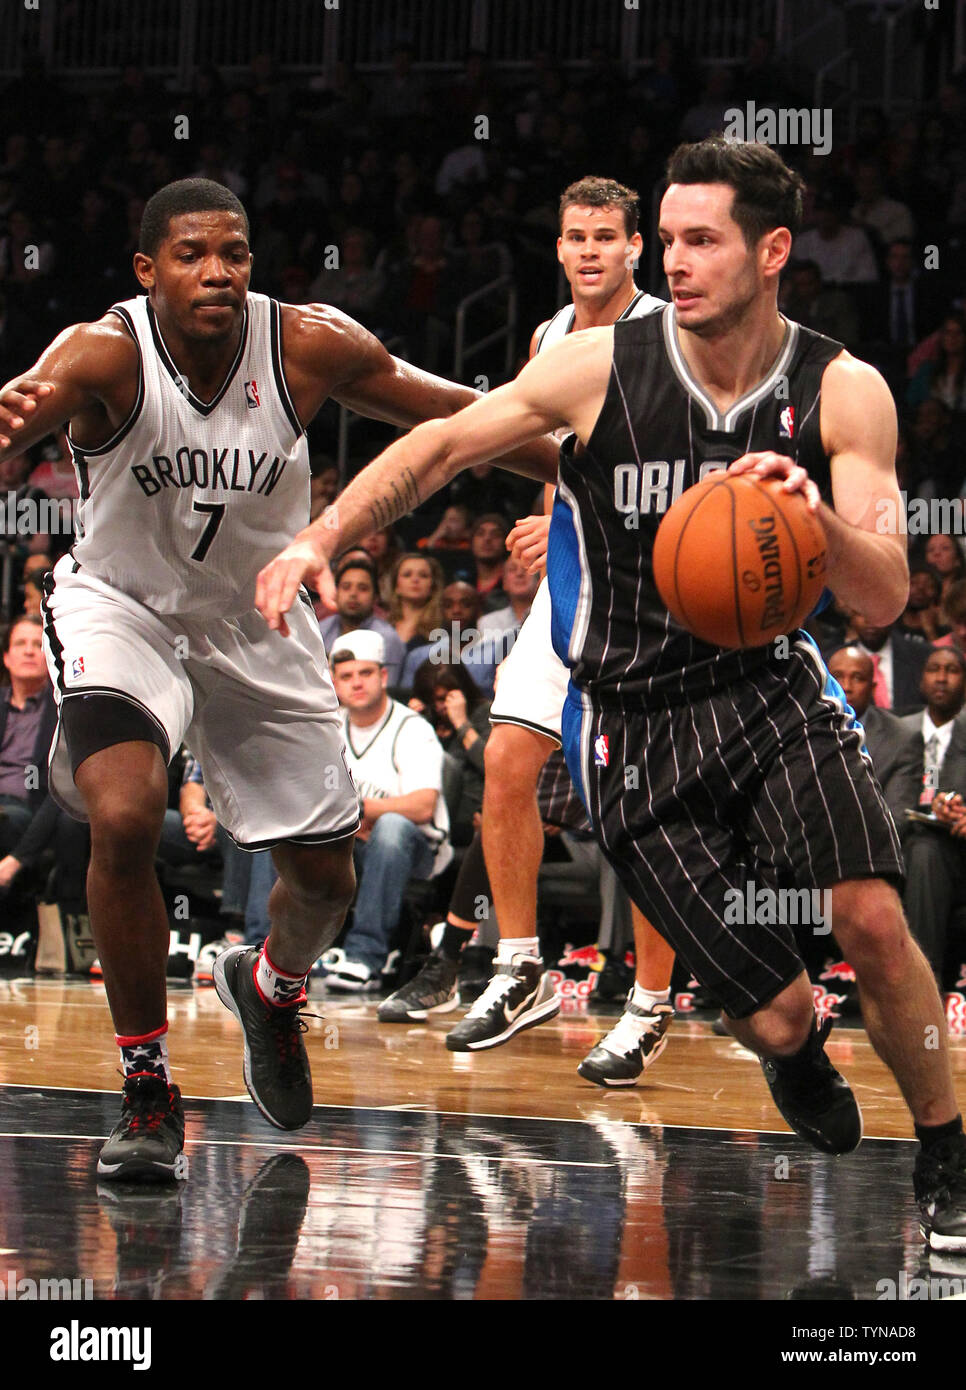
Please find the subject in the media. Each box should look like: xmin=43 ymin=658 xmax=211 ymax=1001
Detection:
xmin=42 ymin=556 xmax=360 ymax=849
xmin=489 ymin=576 xmax=570 ymax=743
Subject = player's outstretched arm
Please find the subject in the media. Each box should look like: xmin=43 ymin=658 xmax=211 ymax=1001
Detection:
xmin=0 ymin=318 xmax=139 ymax=461
xmin=256 ymin=331 xmax=608 ymax=632
xmin=283 ymin=303 xmax=559 ymax=481
xmin=728 ymin=354 xmax=907 ymax=627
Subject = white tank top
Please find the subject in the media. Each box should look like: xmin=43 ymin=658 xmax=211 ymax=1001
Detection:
xmin=69 ymin=291 xmax=309 ymax=617
xmin=534 ymin=285 xmax=667 ymax=354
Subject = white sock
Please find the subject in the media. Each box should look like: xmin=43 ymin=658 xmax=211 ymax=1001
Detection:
xmin=254 ymin=945 xmax=307 ymax=1007
xmin=631 ymin=983 xmax=670 ymax=1013
xmin=496 ymin=935 xmax=540 ymax=964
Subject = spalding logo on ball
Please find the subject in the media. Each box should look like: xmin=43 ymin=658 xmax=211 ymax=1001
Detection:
xmin=652 ymin=473 xmax=827 ymax=649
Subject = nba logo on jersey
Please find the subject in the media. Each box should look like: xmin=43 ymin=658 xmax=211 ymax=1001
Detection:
xmin=244 ymin=379 xmax=261 ymax=409
xmin=594 ymin=734 xmax=609 ymax=767
xmin=71 ymin=656 xmax=85 ymax=679
xmin=779 ymin=405 xmax=795 ymax=439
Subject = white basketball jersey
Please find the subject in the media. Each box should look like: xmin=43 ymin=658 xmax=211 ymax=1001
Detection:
xmin=534 ymin=286 xmax=666 ymax=354
xmin=69 ymin=291 xmax=309 ymax=617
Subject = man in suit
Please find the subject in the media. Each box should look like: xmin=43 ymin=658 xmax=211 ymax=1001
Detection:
xmin=860 ymin=240 xmax=949 ymax=397
xmin=841 ymin=611 xmax=930 ymax=715
xmin=899 ymin=647 xmax=966 ymax=982
xmin=0 ymin=614 xmax=56 ymax=855
xmin=826 ymin=646 xmax=922 ymax=835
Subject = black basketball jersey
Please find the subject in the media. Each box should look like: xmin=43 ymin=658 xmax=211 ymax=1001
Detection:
xmin=547 ymin=304 xmax=844 ymax=706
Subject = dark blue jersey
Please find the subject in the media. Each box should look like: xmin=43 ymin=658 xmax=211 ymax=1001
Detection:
xmin=547 ymin=304 xmax=844 ymax=707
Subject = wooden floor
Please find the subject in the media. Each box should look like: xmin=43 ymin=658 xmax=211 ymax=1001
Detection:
xmin=1 ymin=973 xmax=965 ymax=1313
xmin=2 ymin=975 xmax=964 ymax=1139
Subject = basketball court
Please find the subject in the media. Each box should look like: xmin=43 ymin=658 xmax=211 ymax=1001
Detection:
xmin=1 ymin=971 xmax=963 ymax=1321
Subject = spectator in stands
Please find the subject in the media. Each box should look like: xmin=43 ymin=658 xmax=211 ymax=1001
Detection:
xmin=908 ymin=312 xmax=966 ymax=413
xmin=388 ymin=552 xmax=445 ymax=652
xmin=778 ymin=259 xmax=859 ymax=347
xmin=935 ymin=579 xmax=966 ymax=654
xmin=417 ymin=504 xmax=472 ymax=555
xmin=409 ymin=659 xmax=490 ymax=845
xmin=318 ymin=556 xmax=406 ymax=684
xmin=0 ymin=208 xmax=55 ymax=290
xmin=309 ymin=461 xmax=340 ymax=521
xmin=322 ymin=632 xmax=452 ymax=990
xmin=897 ymin=564 xmax=950 ymax=643
xmin=0 ymin=616 xmax=56 ymax=857
xmin=794 ymin=188 xmax=878 ymax=286
xmin=442 ymin=581 xmax=481 ymax=631
xmin=851 ymin=162 xmax=915 ymax=251
xmin=477 ymin=556 xmax=540 ymax=643
xmin=900 ymin=647 xmax=966 ymax=983
xmin=310 ymin=226 xmax=386 ymax=322
xmin=839 ymin=610 xmax=929 ymax=714
xmin=360 ymin=525 xmax=402 ymax=607
xmin=469 ymin=513 xmax=510 ymax=612
xmin=905 ymin=398 xmax=962 ymax=502
xmin=28 ymin=429 xmax=79 ymax=501
xmin=924 ymin=532 xmax=966 ymax=597
xmin=826 ymin=645 xmax=921 ymax=833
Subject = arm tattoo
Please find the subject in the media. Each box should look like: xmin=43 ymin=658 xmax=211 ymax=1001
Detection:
xmin=366 ymin=466 xmax=422 ymax=531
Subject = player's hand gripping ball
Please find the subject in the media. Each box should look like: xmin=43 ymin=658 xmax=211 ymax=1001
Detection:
xmin=652 ymin=473 xmax=827 ymax=649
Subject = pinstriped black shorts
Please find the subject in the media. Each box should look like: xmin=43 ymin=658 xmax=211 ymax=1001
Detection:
xmin=562 ymin=637 xmax=905 ymax=1017
xmin=536 ymin=749 xmax=591 ymax=831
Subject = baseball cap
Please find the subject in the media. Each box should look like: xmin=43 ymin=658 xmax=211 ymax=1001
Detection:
xmin=328 ymin=629 xmax=386 ymax=665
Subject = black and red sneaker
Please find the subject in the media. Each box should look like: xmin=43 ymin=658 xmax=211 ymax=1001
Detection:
xmin=213 ymin=945 xmax=314 ymax=1130
xmin=97 ymin=1074 xmax=188 ymax=1182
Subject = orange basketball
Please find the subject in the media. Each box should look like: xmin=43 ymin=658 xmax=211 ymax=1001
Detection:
xmin=652 ymin=473 xmax=828 ymax=649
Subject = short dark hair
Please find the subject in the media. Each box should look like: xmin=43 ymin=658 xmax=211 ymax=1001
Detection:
xmin=138 ymin=178 xmax=250 ymax=258
xmin=1 ymin=612 xmax=43 ymax=671
xmin=559 ymin=176 xmax=640 ymax=238
xmin=471 ymin=512 xmax=509 ymax=539
xmin=335 ymin=556 xmax=377 ymax=587
xmin=665 ymin=137 xmax=805 ymax=246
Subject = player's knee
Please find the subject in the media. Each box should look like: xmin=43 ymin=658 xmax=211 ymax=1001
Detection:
xmin=829 ymin=880 xmax=910 ymax=976
xmin=484 ymin=726 xmax=547 ymax=798
xmin=87 ymin=789 xmax=165 ymax=866
xmin=278 ymin=843 xmax=355 ymax=912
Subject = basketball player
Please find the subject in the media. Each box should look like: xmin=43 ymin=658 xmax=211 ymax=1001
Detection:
xmin=380 ymin=177 xmax=679 ymax=1078
xmin=0 ymin=178 xmax=554 ymax=1181
xmin=258 ymin=140 xmax=966 ymax=1249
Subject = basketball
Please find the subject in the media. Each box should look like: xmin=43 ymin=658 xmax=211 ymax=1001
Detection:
xmin=652 ymin=473 xmax=828 ymax=649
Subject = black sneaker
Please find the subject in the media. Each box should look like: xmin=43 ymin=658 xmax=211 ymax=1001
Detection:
xmin=97 ymin=1074 xmax=188 ymax=1182
xmin=213 ymin=944 xmax=313 ymax=1130
xmin=760 ymin=1016 xmax=862 ymax=1155
xmin=914 ymin=1136 xmax=966 ymax=1251
xmin=578 ymin=998 xmax=673 ymax=1086
xmin=378 ymin=950 xmax=460 ymax=1022
xmin=446 ymin=956 xmax=560 ymax=1051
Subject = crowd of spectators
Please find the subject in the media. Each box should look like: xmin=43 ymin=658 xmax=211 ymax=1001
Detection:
xmin=1 ymin=36 xmax=966 ymax=1007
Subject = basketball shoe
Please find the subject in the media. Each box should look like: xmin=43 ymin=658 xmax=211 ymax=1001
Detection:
xmin=914 ymin=1136 xmax=966 ymax=1251
xmin=378 ymin=949 xmax=460 ymax=1022
xmin=446 ymin=955 xmax=559 ymax=1051
xmin=578 ymin=998 xmax=674 ymax=1086
xmin=213 ymin=944 xmax=313 ymax=1130
xmin=97 ymin=1074 xmax=188 ymax=1182
xmin=760 ymin=1016 xmax=862 ymax=1155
